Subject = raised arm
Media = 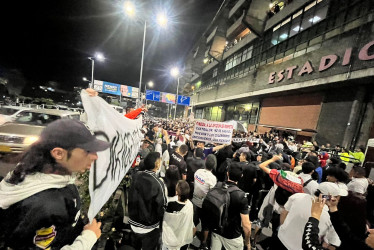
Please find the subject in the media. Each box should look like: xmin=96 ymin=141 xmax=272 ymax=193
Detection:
xmin=259 ymin=155 xmax=281 ymax=174
xmin=212 ymin=144 xmax=229 ymax=152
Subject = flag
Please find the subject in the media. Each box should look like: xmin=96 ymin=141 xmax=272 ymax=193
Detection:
xmin=81 ymin=90 xmax=143 ymax=221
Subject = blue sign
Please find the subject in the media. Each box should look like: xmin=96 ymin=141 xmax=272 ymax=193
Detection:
xmin=177 ymin=95 xmax=191 ymax=106
xmin=146 ymin=90 xmax=161 ymax=102
xmin=102 ymin=81 xmax=121 ymax=96
xmin=146 ymin=90 xmax=154 ymax=101
xmin=153 ymin=91 xmax=161 ymax=102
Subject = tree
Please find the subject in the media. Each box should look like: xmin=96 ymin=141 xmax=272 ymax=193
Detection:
xmin=3 ymin=69 xmax=26 ymax=96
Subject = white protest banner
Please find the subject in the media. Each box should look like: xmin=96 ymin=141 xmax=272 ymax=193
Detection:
xmin=81 ymin=90 xmax=143 ymax=222
xmin=192 ymin=121 xmax=233 ymax=144
xmin=232 ymin=137 xmax=260 ymax=143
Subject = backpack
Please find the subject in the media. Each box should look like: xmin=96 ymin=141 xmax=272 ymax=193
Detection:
xmin=216 ymin=158 xmax=232 ymax=182
xmin=202 ymin=182 xmax=240 ymax=234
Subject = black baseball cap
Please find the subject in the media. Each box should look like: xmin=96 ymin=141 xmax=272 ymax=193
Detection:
xmin=39 ymin=119 xmax=111 ymax=152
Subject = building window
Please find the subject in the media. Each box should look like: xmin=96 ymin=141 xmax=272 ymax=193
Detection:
xmin=225 ymin=102 xmax=260 ymax=127
xmin=225 ymin=43 xmax=254 ymax=71
xmin=210 ymin=106 xmax=222 ymax=121
xmin=225 ymin=57 xmax=233 ymax=71
xmin=270 ymin=0 xmax=328 ymax=46
xmin=202 ymin=106 xmax=223 ymax=121
xmin=242 ymin=45 xmax=254 ymax=61
xmin=213 ymin=68 xmax=218 ymax=77
xmin=195 ymin=108 xmax=203 ymax=119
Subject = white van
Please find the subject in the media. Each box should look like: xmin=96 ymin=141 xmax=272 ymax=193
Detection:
xmin=110 ymin=105 xmax=124 ymax=114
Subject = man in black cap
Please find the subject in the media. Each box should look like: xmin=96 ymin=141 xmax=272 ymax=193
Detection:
xmin=0 ymin=119 xmax=111 ymax=249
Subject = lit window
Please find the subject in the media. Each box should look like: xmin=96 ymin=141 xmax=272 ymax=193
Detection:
xmin=279 ymin=33 xmax=288 ymax=40
xmin=293 ymin=10 xmax=302 ymax=19
xmin=282 ymin=17 xmax=291 ymax=26
xmin=273 ymin=24 xmax=281 ymax=31
xmin=308 ymin=16 xmax=321 ymax=23
xmin=293 ymin=25 xmax=301 ymax=32
xmin=305 ymin=1 xmax=317 ymax=11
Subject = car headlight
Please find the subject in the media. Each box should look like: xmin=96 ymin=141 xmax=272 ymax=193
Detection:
xmin=24 ymin=136 xmax=39 ymax=145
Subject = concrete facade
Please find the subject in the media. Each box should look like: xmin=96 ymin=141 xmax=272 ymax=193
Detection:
xmin=184 ymin=0 xmax=374 ymax=148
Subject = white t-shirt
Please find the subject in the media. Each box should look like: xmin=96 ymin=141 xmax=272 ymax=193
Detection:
xmin=278 ymin=193 xmax=341 ymax=250
xmin=155 ymin=143 xmax=162 ymax=155
xmin=298 ymin=173 xmax=319 ymax=195
xmin=192 ymin=169 xmax=217 ymax=208
xmin=160 ymin=150 xmax=170 ymax=178
xmin=289 ymin=144 xmax=298 ymax=152
xmin=347 ymin=177 xmax=369 ymax=194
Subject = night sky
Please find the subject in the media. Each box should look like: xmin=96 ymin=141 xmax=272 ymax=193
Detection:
xmin=0 ymin=0 xmax=222 ymax=95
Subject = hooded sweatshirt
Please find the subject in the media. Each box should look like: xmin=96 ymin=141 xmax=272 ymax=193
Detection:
xmin=0 ymin=172 xmax=97 ymax=250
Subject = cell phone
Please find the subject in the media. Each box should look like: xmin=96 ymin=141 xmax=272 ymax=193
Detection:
xmin=322 ymin=195 xmax=331 ymax=201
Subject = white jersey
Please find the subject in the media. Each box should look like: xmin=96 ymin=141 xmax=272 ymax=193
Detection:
xmin=298 ymin=173 xmax=318 ymax=195
xmin=347 ymin=177 xmax=368 ymax=194
xmin=278 ymin=193 xmax=340 ymax=249
xmin=192 ymin=169 xmax=217 ymax=208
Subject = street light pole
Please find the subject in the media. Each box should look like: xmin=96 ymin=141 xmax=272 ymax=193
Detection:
xmin=90 ymin=59 xmax=95 ymax=89
xmin=138 ymin=20 xmax=147 ymax=107
xmin=122 ymin=2 xmax=168 ymax=107
xmin=173 ymin=77 xmax=180 ymax=120
xmin=88 ymin=53 xmax=104 ymax=89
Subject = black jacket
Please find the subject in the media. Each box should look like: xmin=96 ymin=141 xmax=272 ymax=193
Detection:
xmin=186 ymin=156 xmax=205 ymax=183
xmin=303 ymin=214 xmax=372 ymax=250
xmin=128 ymin=170 xmax=167 ymax=230
xmin=1 ymin=184 xmax=84 ymax=249
xmin=238 ymin=161 xmax=257 ymax=193
xmin=329 ymin=211 xmax=372 ymax=250
xmin=302 ymin=217 xmax=324 ymax=250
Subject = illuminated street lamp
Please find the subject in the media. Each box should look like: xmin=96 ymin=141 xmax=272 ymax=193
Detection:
xmin=123 ymin=1 xmax=135 ymax=17
xmin=157 ymin=13 xmax=168 ymax=28
xmin=170 ymin=67 xmax=181 ymax=120
xmin=88 ymin=53 xmax=105 ymax=89
xmin=123 ymin=1 xmax=169 ymax=106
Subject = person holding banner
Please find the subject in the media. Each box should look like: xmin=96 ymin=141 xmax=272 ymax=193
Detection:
xmin=195 ymin=141 xmax=228 ymax=160
xmin=0 ymin=118 xmax=111 ymax=249
xmin=125 ymin=104 xmax=147 ymax=120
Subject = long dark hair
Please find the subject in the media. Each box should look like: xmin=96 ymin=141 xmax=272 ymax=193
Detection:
xmin=163 ymin=165 xmax=181 ymax=197
xmin=7 ymin=142 xmax=71 ymax=185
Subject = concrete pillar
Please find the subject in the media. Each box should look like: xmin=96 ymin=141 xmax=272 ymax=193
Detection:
xmin=221 ymin=104 xmax=228 ymax=122
xmin=342 ymin=86 xmax=365 ymax=149
xmin=355 ymin=91 xmax=374 ymax=147
xmin=183 ymin=106 xmax=189 ymax=119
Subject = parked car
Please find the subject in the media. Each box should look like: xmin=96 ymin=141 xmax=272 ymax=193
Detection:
xmin=0 ymin=109 xmax=80 ymax=154
xmin=0 ymin=106 xmax=30 ymax=126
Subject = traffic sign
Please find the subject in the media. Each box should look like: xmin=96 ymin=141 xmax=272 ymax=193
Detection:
xmin=177 ymin=95 xmax=190 ymax=106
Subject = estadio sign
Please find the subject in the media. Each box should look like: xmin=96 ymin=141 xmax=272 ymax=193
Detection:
xmin=268 ymin=40 xmax=374 ymax=84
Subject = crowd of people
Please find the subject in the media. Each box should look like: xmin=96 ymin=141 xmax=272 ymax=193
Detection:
xmin=0 ymin=102 xmax=374 ymax=249
xmin=124 ymin=116 xmax=374 ymax=250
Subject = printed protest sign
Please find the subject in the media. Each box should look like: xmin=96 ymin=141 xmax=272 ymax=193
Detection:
xmin=192 ymin=121 xmax=233 ymax=144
